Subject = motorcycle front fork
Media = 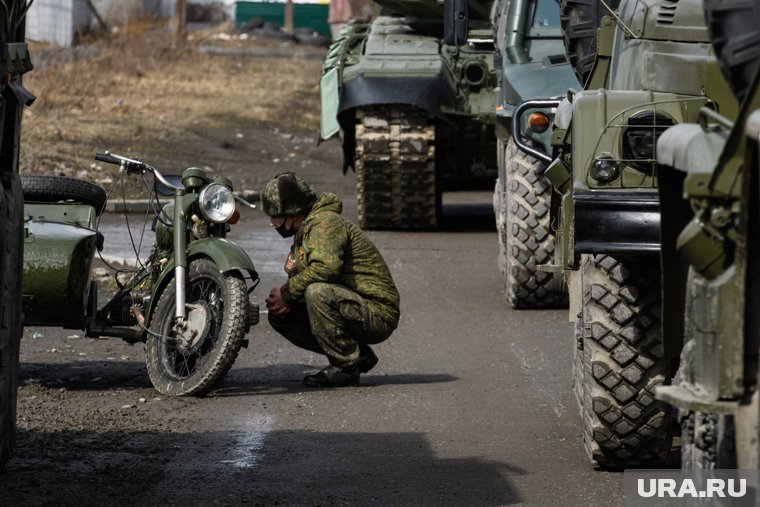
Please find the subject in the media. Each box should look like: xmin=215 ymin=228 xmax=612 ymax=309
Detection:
xmin=174 ymin=265 xmax=186 ymax=323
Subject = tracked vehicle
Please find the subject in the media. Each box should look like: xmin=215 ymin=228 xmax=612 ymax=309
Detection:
xmin=319 ymin=0 xmax=497 ymax=229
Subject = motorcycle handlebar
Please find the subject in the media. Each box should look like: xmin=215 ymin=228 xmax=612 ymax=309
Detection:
xmin=95 ymin=151 xmax=182 ymax=192
xmin=95 ymin=152 xmax=122 ymax=166
xmin=95 ymin=151 xmax=145 ymax=174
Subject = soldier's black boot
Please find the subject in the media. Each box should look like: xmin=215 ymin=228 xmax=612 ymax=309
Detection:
xmin=303 ymin=364 xmax=360 ymax=387
xmin=357 ymin=343 xmax=378 ymax=373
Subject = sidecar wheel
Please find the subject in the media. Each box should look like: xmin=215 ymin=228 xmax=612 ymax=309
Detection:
xmin=146 ymin=258 xmax=248 ymax=397
xmin=21 ymin=174 xmax=107 ymax=215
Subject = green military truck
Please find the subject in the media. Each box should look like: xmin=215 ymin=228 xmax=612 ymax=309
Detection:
xmin=491 ymin=0 xmax=580 ymax=308
xmin=0 ymin=1 xmax=34 ymax=470
xmin=655 ymin=0 xmax=760 ymax=469
xmin=319 ymin=0 xmax=497 ymax=230
xmin=514 ymin=0 xmax=737 ymax=467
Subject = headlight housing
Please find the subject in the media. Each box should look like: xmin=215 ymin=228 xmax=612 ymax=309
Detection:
xmin=590 ymin=155 xmax=621 ymax=183
xmin=622 ymin=111 xmax=676 ymax=173
xmin=198 ymin=183 xmax=235 ymax=223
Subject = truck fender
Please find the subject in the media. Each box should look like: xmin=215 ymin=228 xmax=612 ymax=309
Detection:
xmin=335 ymin=76 xmax=455 ymax=173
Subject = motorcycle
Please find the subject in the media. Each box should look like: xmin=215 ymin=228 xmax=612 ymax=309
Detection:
xmin=21 ymin=152 xmax=260 ymax=396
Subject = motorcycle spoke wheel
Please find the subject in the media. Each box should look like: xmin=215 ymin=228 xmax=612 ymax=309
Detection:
xmin=146 ymin=258 xmax=248 ymax=396
xmin=160 ymin=278 xmax=222 ymax=378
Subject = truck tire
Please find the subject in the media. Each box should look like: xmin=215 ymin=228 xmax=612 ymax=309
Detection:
xmin=573 ymin=254 xmax=673 ymax=468
xmin=21 ymin=174 xmax=107 ymax=215
xmin=0 ymin=172 xmax=24 ymax=470
xmin=704 ymin=0 xmax=760 ymax=102
xmin=496 ymin=138 xmax=566 ymax=308
xmin=354 ymin=106 xmax=437 ymax=230
xmin=560 ymin=0 xmax=621 ymax=85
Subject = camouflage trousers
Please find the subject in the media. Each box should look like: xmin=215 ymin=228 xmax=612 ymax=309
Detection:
xmin=268 ymin=282 xmax=397 ymax=367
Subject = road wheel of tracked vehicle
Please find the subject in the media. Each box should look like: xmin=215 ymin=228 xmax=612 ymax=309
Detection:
xmin=704 ymin=0 xmax=760 ymax=103
xmin=573 ymin=254 xmax=673 ymax=468
xmin=21 ymin=174 xmax=107 ymax=215
xmin=0 ymin=172 xmax=23 ymax=470
xmin=560 ymin=0 xmax=621 ymax=85
xmin=496 ymin=138 xmax=566 ymax=308
xmin=355 ymin=106 xmax=437 ymax=230
xmin=146 ymin=258 xmax=248 ymax=397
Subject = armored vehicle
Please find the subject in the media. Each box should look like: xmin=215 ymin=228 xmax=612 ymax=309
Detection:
xmin=491 ymin=0 xmax=580 ymax=308
xmin=319 ymin=0 xmax=497 ymax=229
xmin=0 ymin=1 xmax=34 ymax=470
xmin=514 ymin=0 xmax=737 ymax=467
xmin=655 ymin=0 xmax=760 ymax=470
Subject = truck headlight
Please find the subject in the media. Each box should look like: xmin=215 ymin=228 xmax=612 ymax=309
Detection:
xmin=198 ymin=183 xmax=235 ymax=223
xmin=622 ymin=111 xmax=675 ymax=173
xmin=590 ymin=155 xmax=621 ymax=183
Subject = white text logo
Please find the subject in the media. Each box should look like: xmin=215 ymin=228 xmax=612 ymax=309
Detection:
xmin=637 ymin=478 xmax=747 ymax=498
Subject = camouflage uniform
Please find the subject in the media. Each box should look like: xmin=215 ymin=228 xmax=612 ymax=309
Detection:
xmin=268 ymin=193 xmax=400 ymax=366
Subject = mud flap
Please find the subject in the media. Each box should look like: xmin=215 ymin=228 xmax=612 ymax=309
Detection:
xmin=320 ymin=67 xmax=341 ymax=140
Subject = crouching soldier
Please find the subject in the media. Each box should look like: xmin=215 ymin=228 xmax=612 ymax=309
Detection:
xmin=262 ymin=172 xmax=400 ymax=387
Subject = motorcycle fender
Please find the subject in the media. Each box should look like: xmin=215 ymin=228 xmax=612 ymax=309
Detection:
xmin=143 ymin=238 xmax=258 ymax=332
xmin=186 ymin=237 xmax=258 ymax=279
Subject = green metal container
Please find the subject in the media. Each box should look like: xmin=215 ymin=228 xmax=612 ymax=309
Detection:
xmin=235 ymin=1 xmax=330 ymax=37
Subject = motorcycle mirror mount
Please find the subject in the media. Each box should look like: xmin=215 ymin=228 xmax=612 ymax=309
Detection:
xmin=234 ymin=195 xmax=257 ymax=210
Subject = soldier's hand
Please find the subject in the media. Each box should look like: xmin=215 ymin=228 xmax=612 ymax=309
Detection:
xmin=265 ymin=287 xmax=291 ymax=315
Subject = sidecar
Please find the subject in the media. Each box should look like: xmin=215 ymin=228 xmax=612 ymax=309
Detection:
xmin=21 ymin=175 xmax=106 ymax=329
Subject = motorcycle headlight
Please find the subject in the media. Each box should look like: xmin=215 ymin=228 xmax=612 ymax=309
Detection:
xmin=198 ymin=183 xmax=235 ymax=223
xmin=622 ymin=111 xmax=676 ymax=173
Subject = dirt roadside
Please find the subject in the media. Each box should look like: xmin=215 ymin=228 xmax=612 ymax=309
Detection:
xmin=21 ymin=20 xmax=344 ymax=198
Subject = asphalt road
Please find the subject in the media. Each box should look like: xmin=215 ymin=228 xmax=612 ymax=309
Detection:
xmin=2 ymin=190 xmax=625 ymax=506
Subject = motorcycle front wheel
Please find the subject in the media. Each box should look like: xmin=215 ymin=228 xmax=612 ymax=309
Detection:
xmin=146 ymin=258 xmax=248 ymax=396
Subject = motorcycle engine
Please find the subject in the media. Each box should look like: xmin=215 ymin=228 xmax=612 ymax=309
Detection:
xmin=108 ymin=292 xmax=143 ymax=326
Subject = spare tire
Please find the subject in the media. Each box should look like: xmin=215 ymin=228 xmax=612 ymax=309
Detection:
xmin=560 ymin=0 xmax=621 ymax=86
xmin=704 ymin=0 xmax=760 ymax=102
xmin=21 ymin=174 xmax=107 ymax=215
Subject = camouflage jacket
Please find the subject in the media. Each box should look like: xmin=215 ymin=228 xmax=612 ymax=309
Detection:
xmin=280 ymin=193 xmax=400 ymax=325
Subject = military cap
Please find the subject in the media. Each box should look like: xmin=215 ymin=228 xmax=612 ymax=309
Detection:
xmin=261 ymin=172 xmax=317 ymax=217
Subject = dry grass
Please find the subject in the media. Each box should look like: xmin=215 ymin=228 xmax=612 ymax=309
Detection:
xmin=20 ymin=20 xmax=324 ymax=186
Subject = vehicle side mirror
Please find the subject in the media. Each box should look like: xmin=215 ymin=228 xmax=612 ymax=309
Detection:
xmin=444 ymin=0 xmax=468 ymax=46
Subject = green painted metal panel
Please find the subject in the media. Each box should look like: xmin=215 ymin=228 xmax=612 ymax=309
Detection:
xmin=22 ymin=220 xmax=96 ymax=328
xmin=235 ymin=1 xmax=331 ymax=37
